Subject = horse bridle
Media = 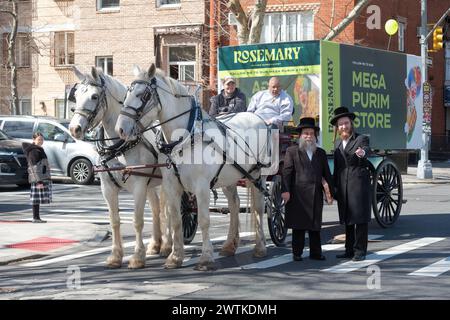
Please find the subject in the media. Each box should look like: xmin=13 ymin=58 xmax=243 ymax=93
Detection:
xmin=69 ymin=77 xmax=108 ymax=129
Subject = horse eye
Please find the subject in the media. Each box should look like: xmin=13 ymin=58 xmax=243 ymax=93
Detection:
xmin=91 ymin=94 xmax=98 ymax=100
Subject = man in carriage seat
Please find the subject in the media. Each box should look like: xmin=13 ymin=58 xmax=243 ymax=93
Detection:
xmin=330 ymin=106 xmax=371 ymax=262
xmin=247 ymin=77 xmax=294 ymax=129
xmin=209 ymin=76 xmax=247 ymax=117
xmin=281 ymin=117 xmax=334 ymax=262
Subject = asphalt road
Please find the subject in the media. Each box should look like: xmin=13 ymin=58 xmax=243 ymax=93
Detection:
xmin=0 ymin=182 xmax=449 ymax=300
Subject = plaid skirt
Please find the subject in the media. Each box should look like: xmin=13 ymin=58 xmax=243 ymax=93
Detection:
xmin=30 ymin=181 xmax=53 ymax=205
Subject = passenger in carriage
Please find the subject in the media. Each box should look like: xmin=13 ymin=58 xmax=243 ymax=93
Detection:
xmin=209 ymin=76 xmax=247 ymax=117
xmin=281 ymin=117 xmax=334 ymax=262
xmin=247 ymin=76 xmax=294 ymax=129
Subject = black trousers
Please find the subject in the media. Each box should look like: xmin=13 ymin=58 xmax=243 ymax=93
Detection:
xmin=292 ymin=229 xmax=322 ymax=257
xmin=32 ymin=204 xmax=40 ymax=220
xmin=345 ymin=223 xmax=368 ymax=257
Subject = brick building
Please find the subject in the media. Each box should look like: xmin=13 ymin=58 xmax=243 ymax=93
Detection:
xmin=1 ymin=0 xmax=449 ymax=151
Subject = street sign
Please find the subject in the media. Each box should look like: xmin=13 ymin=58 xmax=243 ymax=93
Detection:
xmin=423 ymin=81 xmax=432 ymax=134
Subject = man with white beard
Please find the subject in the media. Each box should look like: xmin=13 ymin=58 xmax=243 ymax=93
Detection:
xmin=281 ymin=117 xmax=334 ymax=262
xmin=330 ymin=106 xmax=371 ymax=262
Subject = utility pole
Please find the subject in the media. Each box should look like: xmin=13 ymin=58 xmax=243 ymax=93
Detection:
xmin=417 ymin=0 xmax=433 ymax=179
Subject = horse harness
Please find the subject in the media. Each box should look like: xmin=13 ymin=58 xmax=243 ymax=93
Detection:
xmin=120 ymin=77 xmax=270 ymax=197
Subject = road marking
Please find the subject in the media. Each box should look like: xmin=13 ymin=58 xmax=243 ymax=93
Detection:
xmin=323 ymin=237 xmax=445 ymax=274
xmin=21 ymin=239 xmax=150 ymax=267
xmin=409 ymin=257 xmax=450 ymax=277
xmin=239 ymin=235 xmax=383 ymax=270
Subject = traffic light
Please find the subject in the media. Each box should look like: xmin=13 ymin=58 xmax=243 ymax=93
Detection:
xmin=432 ymin=27 xmax=444 ymax=51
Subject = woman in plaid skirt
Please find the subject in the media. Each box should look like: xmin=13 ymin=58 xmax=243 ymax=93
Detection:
xmin=22 ymin=132 xmax=52 ymax=223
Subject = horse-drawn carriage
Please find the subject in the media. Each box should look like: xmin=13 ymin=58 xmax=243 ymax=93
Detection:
xmin=68 ymin=39 xmax=423 ymax=270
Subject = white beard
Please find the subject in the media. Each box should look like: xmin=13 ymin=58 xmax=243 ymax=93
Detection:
xmin=298 ymin=137 xmax=317 ymax=154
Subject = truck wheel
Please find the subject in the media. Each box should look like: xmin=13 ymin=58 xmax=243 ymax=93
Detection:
xmin=70 ymin=158 xmax=94 ymax=185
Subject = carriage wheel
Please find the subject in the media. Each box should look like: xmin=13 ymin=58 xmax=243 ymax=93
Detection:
xmin=181 ymin=192 xmax=198 ymax=244
xmin=266 ymin=175 xmax=288 ymax=246
xmin=372 ymin=159 xmax=403 ymax=228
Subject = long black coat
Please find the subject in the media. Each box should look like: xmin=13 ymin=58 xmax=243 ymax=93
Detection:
xmin=281 ymin=145 xmax=334 ymax=231
xmin=333 ymin=133 xmax=372 ymax=225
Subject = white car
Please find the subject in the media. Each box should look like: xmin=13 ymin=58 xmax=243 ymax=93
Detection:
xmin=0 ymin=115 xmax=99 ymax=185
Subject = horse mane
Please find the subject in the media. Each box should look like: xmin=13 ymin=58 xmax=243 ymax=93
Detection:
xmin=136 ymin=67 xmax=189 ymax=96
xmin=84 ymin=68 xmax=127 ymax=98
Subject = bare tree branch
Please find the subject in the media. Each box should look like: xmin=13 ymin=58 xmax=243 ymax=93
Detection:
xmin=248 ymin=0 xmax=267 ymax=44
xmin=323 ymin=0 xmax=372 ymax=41
xmin=227 ymin=0 xmax=250 ymax=44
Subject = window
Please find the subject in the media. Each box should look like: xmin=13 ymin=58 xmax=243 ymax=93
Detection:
xmin=97 ymin=0 xmax=120 ymax=10
xmin=54 ymin=32 xmax=74 ymax=66
xmin=36 ymin=122 xmax=66 ymax=141
xmin=169 ymin=46 xmax=195 ymax=81
xmin=55 ymin=99 xmax=66 ymax=119
xmin=96 ymin=56 xmax=113 ymax=75
xmin=157 ymin=0 xmax=180 ymax=7
xmin=2 ymin=33 xmax=30 ymax=67
xmin=261 ymin=11 xmax=314 ymax=43
xmin=20 ymin=99 xmax=32 ymax=115
xmin=398 ymin=21 xmax=406 ymax=52
xmin=2 ymin=121 xmax=35 ymax=139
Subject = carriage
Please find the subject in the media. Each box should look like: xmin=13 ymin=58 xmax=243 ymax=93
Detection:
xmin=180 ymin=40 xmax=424 ymax=247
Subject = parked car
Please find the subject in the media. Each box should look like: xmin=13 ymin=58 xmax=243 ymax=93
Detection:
xmin=0 ymin=129 xmax=29 ymax=186
xmin=0 ymin=115 xmax=99 ymax=185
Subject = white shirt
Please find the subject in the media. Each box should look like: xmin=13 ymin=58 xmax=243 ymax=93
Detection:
xmin=306 ymin=149 xmax=313 ymax=161
xmin=342 ymin=139 xmax=349 ymax=150
xmin=247 ymin=90 xmax=293 ymax=125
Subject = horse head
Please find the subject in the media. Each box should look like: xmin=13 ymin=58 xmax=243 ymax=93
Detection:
xmin=69 ymin=66 xmax=108 ymax=139
xmin=115 ymin=64 xmax=162 ymax=141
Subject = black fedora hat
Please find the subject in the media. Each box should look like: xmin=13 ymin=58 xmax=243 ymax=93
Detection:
xmin=329 ymin=106 xmax=356 ymax=126
xmin=296 ymin=117 xmax=320 ymax=132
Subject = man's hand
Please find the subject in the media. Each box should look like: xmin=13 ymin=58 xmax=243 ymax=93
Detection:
xmin=355 ymin=147 xmax=365 ymax=158
xmin=281 ymin=192 xmax=290 ymax=203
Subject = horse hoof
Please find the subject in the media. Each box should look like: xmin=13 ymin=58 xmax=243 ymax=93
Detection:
xmin=159 ymin=246 xmax=172 ymax=257
xmin=219 ymin=249 xmax=235 ymax=257
xmin=128 ymin=257 xmax=145 ymax=269
xmin=164 ymin=261 xmax=182 ymax=269
xmin=106 ymin=255 xmax=123 ymax=268
xmin=147 ymin=242 xmax=161 ymax=255
xmin=253 ymin=249 xmax=267 ymax=258
xmin=194 ymin=262 xmax=217 ymax=271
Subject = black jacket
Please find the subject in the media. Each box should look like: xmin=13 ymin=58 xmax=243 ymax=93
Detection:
xmin=22 ymin=142 xmax=51 ymax=183
xmin=281 ymin=146 xmax=334 ymax=231
xmin=333 ymin=133 xmax=372 ymax=225
xmin=209 ymin=88 xmax=246 ymax=116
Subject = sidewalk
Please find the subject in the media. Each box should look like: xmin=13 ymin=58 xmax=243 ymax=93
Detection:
xmin=403 ymin=161 xmax=450 ymax=184
xmin=0 ymin=220 xmax=108 ymax=266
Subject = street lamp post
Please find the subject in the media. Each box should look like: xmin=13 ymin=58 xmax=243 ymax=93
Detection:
xmin=417 ymin=0 xmax=433 ymax=179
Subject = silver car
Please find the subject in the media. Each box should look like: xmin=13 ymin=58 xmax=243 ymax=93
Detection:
xmin=0 ymin=115 xmax=99 ymax=185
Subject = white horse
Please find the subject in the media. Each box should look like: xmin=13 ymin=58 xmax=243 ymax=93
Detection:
xmin=115 ymin=64 xmax=269 ymax=270
xmin=69 ymin=66 xmax=172 ymax=269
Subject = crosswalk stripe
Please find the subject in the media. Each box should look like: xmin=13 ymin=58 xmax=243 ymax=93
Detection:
xmin=240 ymin=235 xmax=384 ymax=270
xmin=21 ymin=239 xmax=151 ymax=267
xmin=322 ymin=237 xmax=445 ymax=274
xmin=409 ymin=257 xmax=450 ymax=277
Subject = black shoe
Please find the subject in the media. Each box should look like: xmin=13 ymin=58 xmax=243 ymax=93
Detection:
xmin=293 ymin=255 xmax=303 ymax=261
xmin=310 ymin=255 xmax=326 ymax=261
xmin=32 ymin=219 xmax=47 ymax=223
xmin=336 ymin=253 xmax=353 ymax=259
xmin=352 ymin=255 xmax=366 ymax=261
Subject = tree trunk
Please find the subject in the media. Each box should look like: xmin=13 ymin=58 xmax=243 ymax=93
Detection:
xmin=227 ymin=0 xmax=250 ymax=44
xmin=323 ymin=0 xmax=372 ymax=41
xmin=1 ymin=0 xmax=19 ymax=115
xmin=248 ymin=0 xmax=267 ymax=44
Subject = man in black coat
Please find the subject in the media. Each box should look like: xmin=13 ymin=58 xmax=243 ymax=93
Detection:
xmin=330 ymin=106 xmax=371 ymax=261
xmin=209 ymin=76 xmax=246 ymax=117
xmin=281 ymin=117 xmax=334 ymax=261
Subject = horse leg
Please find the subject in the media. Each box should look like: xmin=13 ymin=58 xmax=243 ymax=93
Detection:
xmin=128 ymin=181 xmax=147 ymax=269
xmin=194 ymin=187 xmax=216 ymax=271
xmin=162 ymin=175 xmax=184 ymax=269
xmin=146 ymin=187 xmax=162 ymax=255
xmin=102 ymin=180 xmax=123 ymax=268
xmin=220 ymin=186 xmax=240 ymax=256
xmin=158 ymin=187 xmax=173 ymax=257
xmin=251 ymin=183 xmax=267 ymax=258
